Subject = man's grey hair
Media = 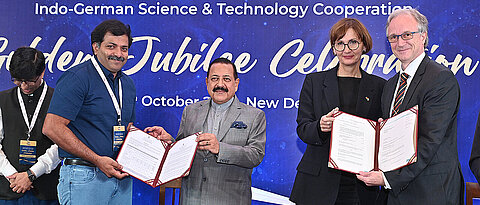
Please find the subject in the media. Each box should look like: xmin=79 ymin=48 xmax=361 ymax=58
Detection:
xmin=386 ymin=8 xmax=429 ymax=48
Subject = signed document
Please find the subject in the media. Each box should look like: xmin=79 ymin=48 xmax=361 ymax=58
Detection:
xmin=117 ymin=126 xmax=199 ymax=188
xmin=328 ymin=105 xmax=418 ymax=174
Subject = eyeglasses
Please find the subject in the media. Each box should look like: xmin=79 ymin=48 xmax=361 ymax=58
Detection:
xmin=387 ymin=31 xmax=420 ymax=43
xmin=11 ymin=76 xmax=40 ymax=86
xmin=334 ymin=40 xmax=360 ymax=52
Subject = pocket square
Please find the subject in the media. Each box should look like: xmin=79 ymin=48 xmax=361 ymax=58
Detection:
xmin=231 ymin=121 xmax=247 ymax=129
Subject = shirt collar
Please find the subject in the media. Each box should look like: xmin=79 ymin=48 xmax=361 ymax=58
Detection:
xmin=211 ymin=96 xmax=235 ymax=111
xmin=401 ymin=52 xmax=425 ymax=77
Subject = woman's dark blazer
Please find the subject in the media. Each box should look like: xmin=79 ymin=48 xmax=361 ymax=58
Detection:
xmin=290 ymin=66 xmax=386 ymax=205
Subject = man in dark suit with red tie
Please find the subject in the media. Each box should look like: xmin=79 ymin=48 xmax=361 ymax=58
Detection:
xmin=357 ymin=8 xmax=463 ymax=205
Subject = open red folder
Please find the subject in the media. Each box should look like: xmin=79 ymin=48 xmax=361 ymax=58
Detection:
xmin=117 ymin=125 xmax=199 ymax=188
xmin=328 ymin=105 xmax=418 ymax=174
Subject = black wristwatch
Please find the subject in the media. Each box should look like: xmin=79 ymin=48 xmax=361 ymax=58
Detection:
xmin=26 ymin=169 xmax=36 ymax=182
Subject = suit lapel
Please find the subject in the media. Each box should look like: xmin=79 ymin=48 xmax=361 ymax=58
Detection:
xmin=217 ymin=96 xmax=241 ymax=142
xmin=400 ymin=55 xmax=428 ymax=112
xmin=324 ymin=67 xmax=340 ymax=110
xmin=193 ymin=100 xmax=210 ymax=134
xmin=355 ymin=70 xmax=373 ymax=117
xmin=193 ymin=100 xmax=211 ymax=157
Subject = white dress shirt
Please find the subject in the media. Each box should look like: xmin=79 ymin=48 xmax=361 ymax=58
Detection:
xmin=388 ymin=52 xmax=425 ymax=117
xmin=0 ymin=107 xmax=61 ymax=178
xmin=383 ymin=52 xmax=425 ymax=189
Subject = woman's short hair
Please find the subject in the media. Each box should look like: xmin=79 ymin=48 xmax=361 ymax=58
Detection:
xmin=329 ymin=18 xmax=373 ymax=54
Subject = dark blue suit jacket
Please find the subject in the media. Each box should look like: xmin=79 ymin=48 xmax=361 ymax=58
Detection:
xmin=381 ymin=54 xmax=463 ymax=205
xmin=469 ymin=113 xmax=480 ymax=184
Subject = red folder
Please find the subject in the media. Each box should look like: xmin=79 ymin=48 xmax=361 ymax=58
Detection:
xmin=117 ymin=125 xmax=199 ymax=188
xmin=328 ymin=105 xmax=418 ymax=173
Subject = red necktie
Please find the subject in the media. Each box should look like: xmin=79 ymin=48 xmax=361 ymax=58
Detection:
xmin=391 ymin=73 xmax=409 ymax=116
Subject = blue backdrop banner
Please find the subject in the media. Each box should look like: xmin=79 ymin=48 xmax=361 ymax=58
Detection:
xmin=1 ymin=0 xmax=479 ymax=204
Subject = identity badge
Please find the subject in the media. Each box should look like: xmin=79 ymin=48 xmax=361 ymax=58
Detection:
xmin=19 ymin=140 xmax=37 ymax=165
xmin=113 ymin=125 xmax=126 ymax=152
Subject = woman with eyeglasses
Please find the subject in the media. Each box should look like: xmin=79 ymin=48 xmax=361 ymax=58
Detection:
xmin=290 ymin=18 xmax=386 ymax=205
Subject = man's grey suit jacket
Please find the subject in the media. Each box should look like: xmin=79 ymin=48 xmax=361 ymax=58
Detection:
xmin=176 ymin=96 xmax=266 ymax=205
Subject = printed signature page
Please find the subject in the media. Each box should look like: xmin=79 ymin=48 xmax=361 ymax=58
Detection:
xmin=330 ymin=112 xmax=376 ymax=173
xmin=159 ymin=134 xmax=198 ymax=183
xmin=117 ymin=129 xmax=165 ymax=182
xmin=378 ymin=109 xmax=416 ymax=172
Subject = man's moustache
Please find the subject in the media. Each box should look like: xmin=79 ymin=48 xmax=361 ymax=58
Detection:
xmin=108 ymin=56 xmax=125 ymax=62
xmin=213 ymin=87 xmax=228 ymax=92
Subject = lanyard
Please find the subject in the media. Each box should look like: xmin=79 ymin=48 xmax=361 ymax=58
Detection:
xmin=17 ymin=81 xmax=48 ymax=140
xmin=91 ymin=57 xmax=123 ymax=125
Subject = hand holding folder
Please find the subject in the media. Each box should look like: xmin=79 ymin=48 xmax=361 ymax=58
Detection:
xmin=328 ymin=105 xmax=418 ymax=174
xmin=117 ymin=125 xmax=199 ymax=187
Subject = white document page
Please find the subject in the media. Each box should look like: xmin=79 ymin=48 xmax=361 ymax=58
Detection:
xmin=117 ymin=129 xmax=165 ymax=182
xmin=330 ymin=112 xmax=376 ymax=173
xmin=158 ymin=134 xmax=198 ymax=183
xmin=378 ymin=109 xmax=416 ymax=172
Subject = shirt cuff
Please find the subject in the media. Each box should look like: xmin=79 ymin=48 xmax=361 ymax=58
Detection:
xmin=2 ymin=165 xmax=17 ymax=177
xmin=30 ymin=163 xmax=45 ymax=178
xmin=382 ymin=172 xmax=392 ymax=189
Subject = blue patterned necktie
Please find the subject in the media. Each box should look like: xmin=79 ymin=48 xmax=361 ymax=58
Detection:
xmin=391 ymin=73 xmax=409 ymax=116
